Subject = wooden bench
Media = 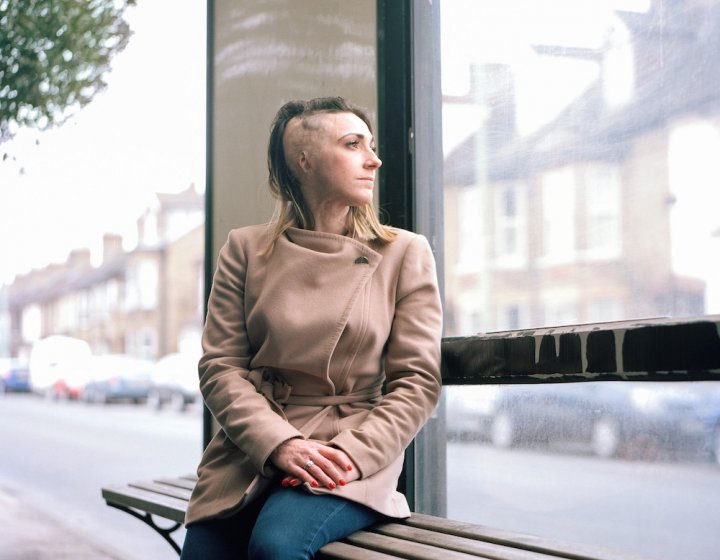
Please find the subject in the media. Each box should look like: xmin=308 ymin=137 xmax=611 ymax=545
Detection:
xmin=102 ymin=319 xmax=720 ymax=558
xmin=102 ymin=474 xmax=644 ymax=559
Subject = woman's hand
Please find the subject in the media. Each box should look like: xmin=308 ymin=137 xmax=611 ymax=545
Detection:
xmin=270 ymin=438 xmax=359 ymax=490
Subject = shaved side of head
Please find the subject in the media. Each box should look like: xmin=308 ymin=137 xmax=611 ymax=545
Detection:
xmin=282 ymin=113 xmax=328 ymax=179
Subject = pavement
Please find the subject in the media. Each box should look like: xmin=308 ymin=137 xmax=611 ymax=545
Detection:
xmin=0 ymin=484 xmax=127 ymax=560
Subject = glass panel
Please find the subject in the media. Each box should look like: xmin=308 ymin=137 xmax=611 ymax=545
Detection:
xmin=211 ymin=1 xmax=377 ymax=257
xmin=442 ymin=0 xmax=720 ymax=335
xmin=439 ymin=2 xmax=720 ymax=558
xmin=445 ymin=381 xmax=720 ymax=559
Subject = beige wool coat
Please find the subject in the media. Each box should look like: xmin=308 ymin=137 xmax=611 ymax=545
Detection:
xmin=185 ymin=224 xmax=443 ymax=525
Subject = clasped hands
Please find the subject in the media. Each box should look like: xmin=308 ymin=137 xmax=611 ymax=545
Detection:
xmin=270 ymin=438 xmax=359 ymax=490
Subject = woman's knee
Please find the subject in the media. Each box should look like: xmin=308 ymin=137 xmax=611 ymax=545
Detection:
xmin=248 ymin=489 xmax=382 ymax=560
xmin=247 ymin=530 xmax=311 ymax=560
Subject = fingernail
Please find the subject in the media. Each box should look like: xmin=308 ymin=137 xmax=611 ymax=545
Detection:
xmin=310 ymin=481 xmax=319 ymax=488
xmin=339 ymin=479 xmax=346 ymax=486
xmin=291 ymin=479 xmax=299 ymax=486
xmin=346 ymin=465 xmax=353 ymax=471
xmin=328 ymin=482 xmax=336 ymax=489
xmin=281 ymin=479 xmax=290 ymax=487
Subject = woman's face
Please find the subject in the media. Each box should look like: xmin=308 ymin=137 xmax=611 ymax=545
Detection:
xmin=290 ymin=111 xmax=382 ymax=210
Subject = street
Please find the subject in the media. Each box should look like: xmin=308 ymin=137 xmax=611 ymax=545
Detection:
xmin=0 ymin=394 xmax=202 ymax=560
xmin=1 ymin=394 xmax=719 ymax=559
xmin=447 ymin=443 xmax=720 ymax=560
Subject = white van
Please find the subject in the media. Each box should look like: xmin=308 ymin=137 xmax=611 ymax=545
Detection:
xmin=28 ymin=335 xmax=92 ymax=399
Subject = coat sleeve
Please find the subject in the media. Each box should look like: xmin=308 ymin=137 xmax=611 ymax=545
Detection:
xmin=199 ymin=231 xmax=302 ymax=475
xmin=329 ymin=234 xmax=443 ymax=478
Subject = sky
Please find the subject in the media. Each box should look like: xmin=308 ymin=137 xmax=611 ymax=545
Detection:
xmin=0 ymin=0 xmax=206 ymax=284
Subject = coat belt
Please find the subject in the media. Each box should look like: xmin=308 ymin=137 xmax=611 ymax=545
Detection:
xmin=284 ymin=385 xmax=382 ymax=406
xmin=248 ymin=368 xmax=383 ymax=410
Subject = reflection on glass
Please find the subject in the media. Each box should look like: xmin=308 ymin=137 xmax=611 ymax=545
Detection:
xmin=444 ymin=382 xmax=720 ymax=560
xmin=442 ymin=0 xmax=720 ymax=335
xmin=446 ymin=382 xmax=720 ymax=462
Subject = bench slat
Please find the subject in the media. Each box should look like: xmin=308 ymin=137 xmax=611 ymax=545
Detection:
xmin=373 ymin=523 xmax=554 ymax=560
xmin=153 ymin=476 xmax=197 ymax=491
xmin=129 ymin=480 xmax=193 ymax=501
xmin=406 ymin=514 xmax=640 ymax=560
xmin=318 ymin=540 xmax=405 ymax=560
xmin=102 ymin=485 xmax=187 ymax=524
xmin=345 ymin=530 xmax=481 ymax=560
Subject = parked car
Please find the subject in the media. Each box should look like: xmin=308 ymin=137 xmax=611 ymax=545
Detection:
xmin=28 ymin=335 xmax=92 ymax=399
xmin=695 ymin=384 xmax=720 ymax=464
xmin=82 ymin=354 xmax=154 ymax=404
xmin=446 ymin=381 xmax=720 ymax=461
xmin=147 ymin=352 xmax=201 ymax=411
xmin=445 ymin=385 xmax=500 ymax=441
xmin=0 ymin=359 xmax=31 ymax=393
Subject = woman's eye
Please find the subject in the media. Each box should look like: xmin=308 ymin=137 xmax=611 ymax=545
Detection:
xmin=347 ymin=140 xmax=360 ymax=148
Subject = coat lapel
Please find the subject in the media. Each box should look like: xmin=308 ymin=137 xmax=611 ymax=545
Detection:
xmin=247 ymin=229 xmax=381 ymax=381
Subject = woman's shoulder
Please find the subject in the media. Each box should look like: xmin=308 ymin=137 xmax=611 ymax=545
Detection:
xmin=225 ymin=223 xmax=273 ymax=245
xmin=381 ymin=227 xmax=431 ymax=252
xmin=373 ymin=228 xmax=435 ymax=269
xmin=216 ymin=224 xmax=273 ymax=262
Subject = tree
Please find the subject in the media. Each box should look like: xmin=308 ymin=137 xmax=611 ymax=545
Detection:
xmin=0 ymin=0 xmax=135 ymax=144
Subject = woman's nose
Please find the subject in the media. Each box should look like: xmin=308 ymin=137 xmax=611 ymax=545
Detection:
xmin=366 ymin=150 xmax=382 ymax=168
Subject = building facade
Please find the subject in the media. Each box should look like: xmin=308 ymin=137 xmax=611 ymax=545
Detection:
xmin=1 ymin=184 xmax=204 ymax=362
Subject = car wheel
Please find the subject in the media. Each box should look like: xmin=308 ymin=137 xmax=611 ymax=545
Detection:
xmin=592 ymin=416 xmax=620 ymax=458
xmin=491 ymin=411 xmax=516 ymax=448
xmin=51 ymin=382 xmax=69 ymax=401
xmin=170 ymin=391 xmax=186 ymax=412
xmin=147 ymin=390 xmax=162 ymax=410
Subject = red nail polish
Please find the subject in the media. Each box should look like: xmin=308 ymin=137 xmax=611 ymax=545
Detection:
xmin=310 ymin=481 xmax=319 ymax=488
xmin=346 ymin=465 xmax=353 ymax=471
xmin=339 ymin=479 xmax=346 ymax=486
xmin=328 ymin=482 xmax=336 ymax=489
xmin=281 ymin=479 xmax=290 ymax=487
xmin=291 ymin=479 xmax=299 ymax=486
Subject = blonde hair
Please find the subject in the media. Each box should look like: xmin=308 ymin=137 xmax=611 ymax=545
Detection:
xmin=263 ymin=97 xmax=395 ymax=253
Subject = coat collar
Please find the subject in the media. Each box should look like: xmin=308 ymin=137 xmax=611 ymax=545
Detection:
xmin=282 ymin=227 xmax=382 ymax=266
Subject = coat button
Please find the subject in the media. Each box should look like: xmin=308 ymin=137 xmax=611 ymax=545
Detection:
xmin=354 ymin=256 xmax=369 ymax=264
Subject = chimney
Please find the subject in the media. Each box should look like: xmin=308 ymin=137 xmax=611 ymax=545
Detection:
xmin=67 ymin=249 xmax=91 ymax=270
xmin=103 ymin=234 xmax=124 ymax=262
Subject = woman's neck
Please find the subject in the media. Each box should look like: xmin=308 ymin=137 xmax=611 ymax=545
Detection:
xmin=308 ymin=205 xmax=350 ymax=236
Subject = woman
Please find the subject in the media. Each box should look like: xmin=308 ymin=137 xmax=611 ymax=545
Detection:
xmin=181 ymin=97 xmax=442 ymax=559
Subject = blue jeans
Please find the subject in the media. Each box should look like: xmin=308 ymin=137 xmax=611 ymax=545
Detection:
xmin=180 ymin=486 xmax=384 ymax=560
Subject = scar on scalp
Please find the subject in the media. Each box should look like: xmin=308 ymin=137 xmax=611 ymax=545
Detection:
xmin=283 ymin=114 xmax=326 ymax=177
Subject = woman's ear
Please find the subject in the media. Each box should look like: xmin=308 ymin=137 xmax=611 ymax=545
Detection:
xmin=298 ymin=150 xmax=310 ymax=174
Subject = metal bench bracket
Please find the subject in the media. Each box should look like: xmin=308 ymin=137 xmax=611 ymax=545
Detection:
xmin=106 ymin=502 xmax=183 ymax=554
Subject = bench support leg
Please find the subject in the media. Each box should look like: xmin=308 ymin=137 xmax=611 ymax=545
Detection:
xmin=106 ymin=502 xmax=183 ymax=555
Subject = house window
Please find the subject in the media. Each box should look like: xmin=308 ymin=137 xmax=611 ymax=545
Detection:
xmin=494 ymin=183 xmax=527 ymax=267
xmin=584 ymin=164 xmax=621 ymax=259
xmin=540 ymin=167 xmax=576 ymax=265
xmin=126 ymin=259 xmax=158 ymax=311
